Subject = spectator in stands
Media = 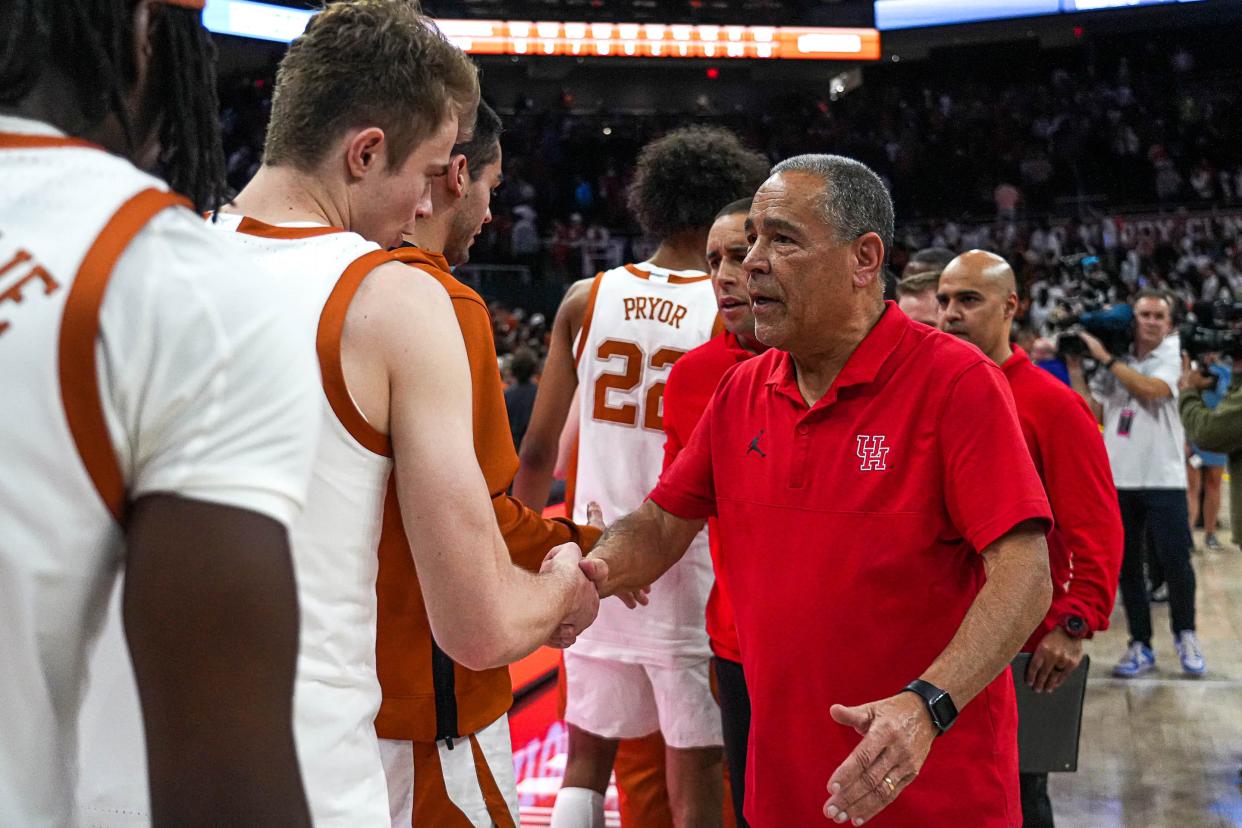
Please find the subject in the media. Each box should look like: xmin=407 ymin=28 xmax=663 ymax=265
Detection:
xmin=937 ymin=251 xmax=1123 ymax=828
xmin=506 ymin=348 xmax=540 ymax=451
xmin=994 ymin=182 xmax=1022 ymax=221
xmin=1181 ymin=352 xmax=1234 ymax=551
xmin=1068 ymin=291 xmax=1206 ymax=677
xmin=511 ymin=204 xmax=540 ymax=273
xmin=896 ymin=247 xmax=955 ymax=326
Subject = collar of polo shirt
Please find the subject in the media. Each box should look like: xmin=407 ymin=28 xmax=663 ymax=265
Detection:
xmin=765 ymin=302 xmax=908 ymax=409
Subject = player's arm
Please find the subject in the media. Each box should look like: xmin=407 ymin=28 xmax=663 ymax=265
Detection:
xmin=124 ymin=499 xmax=311 ymax=826
xmin=447 ymin=295 xmax=599 ymax=569
xmin=354 ymin=264 xmax=598 ymax=670
xmin=111 ymin=223 xmax=319 ymax=825
xmin=512 ymin=277 xmax=595 ymax=510
xmin=553 ymin=386 xmax=581 ymax=481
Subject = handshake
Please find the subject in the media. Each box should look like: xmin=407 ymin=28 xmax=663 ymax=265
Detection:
xmin=538 ymin=501 xmax=650 ymax=649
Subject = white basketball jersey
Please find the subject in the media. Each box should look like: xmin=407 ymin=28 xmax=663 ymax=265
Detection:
xmin=570 ymin=263 xmax=718 ymax=664
xmin=77 ymin=216 xmax=394 ymax=827
xmin=0 ymin=117 xmax=318 ymax=828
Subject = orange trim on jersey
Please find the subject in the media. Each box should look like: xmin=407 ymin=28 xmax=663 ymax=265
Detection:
xmin=711 ymin=313 xmax=726 ymax=338
xmin=409 ymin=741 xmax=472 ymax=827
xmin=572 ymin=272 xmax=605 ymax=368
xmin=563 ymin=439 xmax=579 ymax=518
xmin=234 ymin=216 xmax=346 ymax=239
xmin=469 ymin=734 xmax=518 ymax=828
xmin=59 ymin=188 xmax=191 ymax=522
xmin=407 ymin=737 xmax=514 ymax=827
xmin=0 ymin=133 xmax=102 ymax=151
xmin=623 ymin=262 xmax=711 ymax=284
xmin=316 ymin=249 xmax=394 ymax=457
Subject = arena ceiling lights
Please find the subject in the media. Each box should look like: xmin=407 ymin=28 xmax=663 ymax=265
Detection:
xmin=202 ymin=0 xmax=882 ymax=60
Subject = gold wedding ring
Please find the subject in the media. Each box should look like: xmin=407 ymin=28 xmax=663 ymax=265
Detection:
xmin=883 ymin=776 xmax=897 ymax=796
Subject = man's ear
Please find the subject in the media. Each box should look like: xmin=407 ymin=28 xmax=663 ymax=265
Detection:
xmin=1004 ymin=291 xmax=1020 ymax=321
xmin=852 ymin=232 xmax=886 ymax=290
xmin=345 ymin=127 xmax=387 ymax=179
xmin=449 ymin=154 xmax=469 ymax=199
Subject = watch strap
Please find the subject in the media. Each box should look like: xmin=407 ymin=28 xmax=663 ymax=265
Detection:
xmin=1060 ymin=613 xmax=1090 ymax=639
xmin=902 ymin=679 xmax=958 ymax=735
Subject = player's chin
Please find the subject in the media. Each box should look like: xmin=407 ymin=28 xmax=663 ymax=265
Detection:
xmin=719 ymin=302 xmax=751 ymax=327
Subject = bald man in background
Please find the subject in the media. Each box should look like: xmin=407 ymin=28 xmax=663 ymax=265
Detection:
xmin=896 ymin=247 xmax=955 ymax=326
xmin=938 ymin=251 xmax=1123 ymax=828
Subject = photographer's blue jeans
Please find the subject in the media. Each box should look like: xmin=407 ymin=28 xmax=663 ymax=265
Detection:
xmin=1117 ymin=488 xmax=1197 ymax=645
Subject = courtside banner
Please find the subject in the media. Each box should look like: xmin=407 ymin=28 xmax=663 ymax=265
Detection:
xmin=203 ymin=0 xmax=881 ymax=60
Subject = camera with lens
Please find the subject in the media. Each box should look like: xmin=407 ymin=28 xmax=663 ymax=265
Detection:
xmin=1055 ymin=304 xmax=1135 ymax=361
xmin=1047 ymin=255 xmax=1135 ymax=361
xmin=1180 ymin=300 xmax=1242 ymax=359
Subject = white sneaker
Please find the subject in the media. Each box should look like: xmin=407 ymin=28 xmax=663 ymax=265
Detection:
xmin=1113 ymin=641 xmax=1156 ymax=678
xmin=1175 ymin=631 xmax=1206 ymax=676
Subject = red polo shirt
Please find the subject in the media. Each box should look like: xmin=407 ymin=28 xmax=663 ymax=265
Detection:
xmin=663 ymin=331 xmax=766 ymax=664
xmin=1002 ymin=347 xmax=1122 ymax=650
xmin=650 ymin=303 xmax=1052 ymax=828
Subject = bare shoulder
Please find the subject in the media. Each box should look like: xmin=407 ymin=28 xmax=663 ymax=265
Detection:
xmin=345 ymin=261 xmax=455 ymax=343
xmin=556 ymin=275 xmax=599 ymax=335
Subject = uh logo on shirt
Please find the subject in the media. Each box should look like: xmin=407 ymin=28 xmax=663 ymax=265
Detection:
xmin=855 ymin=435 xmax=889 ymax=471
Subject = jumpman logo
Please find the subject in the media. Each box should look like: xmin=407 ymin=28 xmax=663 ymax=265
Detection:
xmin=747 ymin=430 xmax=767 ymax=458
xmin=856 ymin=435 xmax=889 ymax=471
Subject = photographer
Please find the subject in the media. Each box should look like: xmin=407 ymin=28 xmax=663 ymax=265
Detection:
xmin=1067 ymin=290 xmax=1206 ymax=678
xmin=1179 ymin=353 xmax=1242 ymax=549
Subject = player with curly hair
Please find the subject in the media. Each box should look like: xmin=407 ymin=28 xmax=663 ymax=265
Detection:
xmin=513 ymin=126 xmax=768 ymax=827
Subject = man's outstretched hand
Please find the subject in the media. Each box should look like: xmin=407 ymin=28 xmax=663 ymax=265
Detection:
xmin=822 ymin=692 xmax=937 ymax=825
xmin=579 ymin=501 xmax=651 ymax=608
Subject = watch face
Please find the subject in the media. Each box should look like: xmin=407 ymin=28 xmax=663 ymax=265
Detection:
xmin=930 ymin=692 xmax=957 ymax=732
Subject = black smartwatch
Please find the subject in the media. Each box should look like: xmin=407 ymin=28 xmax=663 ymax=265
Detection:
xmin=902 ymin=679 xmax=958 ymax=735
xmin=1060 ymin=613 xmax=1090 ymax=639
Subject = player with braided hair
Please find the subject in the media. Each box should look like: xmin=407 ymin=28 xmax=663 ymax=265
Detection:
xmin=1 ymin=0 xmax=320 ymax=824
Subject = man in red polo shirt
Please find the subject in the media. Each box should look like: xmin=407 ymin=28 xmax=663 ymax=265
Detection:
xmin=936 ymin=250 xmax=1123 ymax=828
xmin=663 ymin=196 xmax=768 ymax=827
xmin=579 ymin=155 xmax=1053 ymax=828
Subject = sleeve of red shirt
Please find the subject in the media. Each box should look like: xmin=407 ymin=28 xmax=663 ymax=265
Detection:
xmin=1039 ymin=391 xmax=1123 ymax=634
xmin=649 ymin=384 xmax=719 ymax=520
xmin=939 ymin=361 xmax=1053 ymax=552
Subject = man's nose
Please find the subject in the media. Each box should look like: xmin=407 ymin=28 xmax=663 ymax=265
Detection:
xmin=414 ymin=182 xmax=434 ymax=220
xmin=743 ymin=246 xmax=768 ymax=278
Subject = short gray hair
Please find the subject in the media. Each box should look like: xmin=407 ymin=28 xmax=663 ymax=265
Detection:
xmin=771 ymin=154 xmax=894 ymax=258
